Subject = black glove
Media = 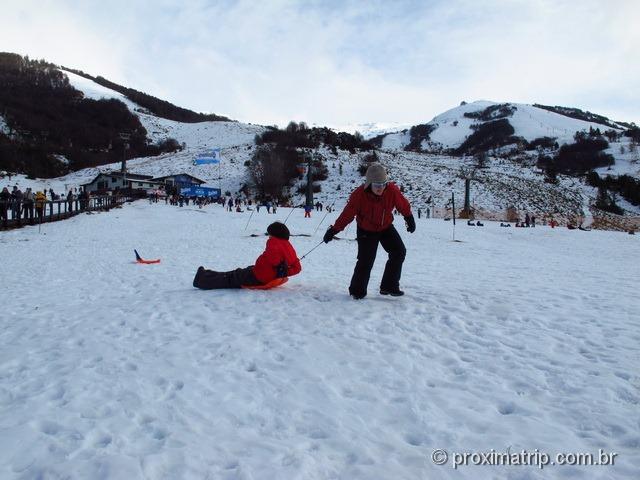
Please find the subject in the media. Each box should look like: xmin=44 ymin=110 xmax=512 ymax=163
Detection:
xmin=405 ymin=215 xmax=416 ymax=233
xmin=323 ymin=226 xmax=337 ymax=243
xmin=275 ymin=261 xmax=288 ymax=278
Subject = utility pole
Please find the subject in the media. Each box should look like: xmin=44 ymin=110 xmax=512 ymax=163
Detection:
xmin=119 ymin=133 xmax=131 ymax=190
xmin=463 ymin=178 xmax=471 ymax=214
xmin=305 ymin=152 xmax=314 ymax=209
xmin=452 ymin=191 xmax=456 ymax=242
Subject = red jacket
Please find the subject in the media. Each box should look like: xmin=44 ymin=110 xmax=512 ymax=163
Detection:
xmin=252 ymin=237 xmax=302 ymax=284
xmin=333 ymin=183 xmax=412 ymax=233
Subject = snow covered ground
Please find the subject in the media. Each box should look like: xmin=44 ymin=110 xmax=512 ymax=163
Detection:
xmin=1 ymin=201 xmax=638 ymax=479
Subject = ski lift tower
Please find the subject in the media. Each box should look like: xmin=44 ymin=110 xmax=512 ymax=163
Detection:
xmin=119 ymin=132 xmax=131 ymax=182
xmin=305 ymin=152 xmax=314 ymax=209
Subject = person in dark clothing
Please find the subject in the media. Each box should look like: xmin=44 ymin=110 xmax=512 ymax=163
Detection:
xmin=10 ymin=186 xmax=22 ymax=220
xmin=323 ymin=163 xmax=415 ymax=299
xmin=0 ymin=187 xmax=10 ymax=227
xmin=193 ymin=222 xmax=302 ymax=290
xmin=66 ymin=190 xmax=74 ymax=213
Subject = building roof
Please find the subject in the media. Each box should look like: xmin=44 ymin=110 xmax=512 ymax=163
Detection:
xmin=152 ymin=173 xmax=207 ymax=184
xmin=81 ymin=171 xmax=160 ymax=186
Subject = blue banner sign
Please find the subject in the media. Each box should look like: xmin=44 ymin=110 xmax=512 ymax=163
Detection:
xmin=181 ymin=186 xmax=221 ymax=198
xmin=193 ymin=148 xmax=221 ymax=165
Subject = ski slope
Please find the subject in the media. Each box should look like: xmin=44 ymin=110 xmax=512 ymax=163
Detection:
xmin=0 ymin=201 xmax=638 ymax=479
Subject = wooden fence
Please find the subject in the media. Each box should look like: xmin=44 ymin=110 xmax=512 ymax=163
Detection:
xmin=0 ymin=195 xmax=129 ymax=230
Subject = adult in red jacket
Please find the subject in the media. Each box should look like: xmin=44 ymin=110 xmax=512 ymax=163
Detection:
xmin=193 ymin=222 xmax=301 ymax=289
xmin=323 ymin=163 xmax=415 ymax=299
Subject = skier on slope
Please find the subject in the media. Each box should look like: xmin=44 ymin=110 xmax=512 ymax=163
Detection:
xmin=322 ymin=163 xmax=415 ymax=300
xmin=193 ymin=222 xmax=301 ymax=290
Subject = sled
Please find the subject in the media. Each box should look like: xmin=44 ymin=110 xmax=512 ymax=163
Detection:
xmin=134 ymin=249 xmax=161 ymax=264
xmin=242 ymin=278 xmax=288 ymax=290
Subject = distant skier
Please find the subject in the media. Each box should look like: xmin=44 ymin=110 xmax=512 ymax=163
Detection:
xmin=322 ymin=163 xmax=415 ymax=299
xmin=193 ymin=222 xmax=301 ymax=289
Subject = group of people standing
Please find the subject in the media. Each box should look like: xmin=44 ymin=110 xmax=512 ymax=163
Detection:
xmin=0 ymin=186 xmax=91 ymax=227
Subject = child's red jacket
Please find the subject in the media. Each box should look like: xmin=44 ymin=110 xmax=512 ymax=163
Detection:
xmin=252 ymin=237 xmax=302 ymax=284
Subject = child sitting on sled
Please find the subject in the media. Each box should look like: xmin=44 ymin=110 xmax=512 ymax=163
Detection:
xmin=193 ymin=222 xmax=301 ymax=290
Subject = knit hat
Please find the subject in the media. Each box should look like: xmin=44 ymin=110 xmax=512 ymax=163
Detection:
xmin=364 ymin=163 xmax=388 ymax=188
xmin=267 ymin=221 xmax=290 ymax=240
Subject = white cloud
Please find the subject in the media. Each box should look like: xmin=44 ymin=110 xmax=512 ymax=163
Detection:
xmin=1 ymin=0 xmax=638 ymax=125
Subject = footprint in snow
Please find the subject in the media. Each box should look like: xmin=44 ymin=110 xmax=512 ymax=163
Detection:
xmin=245 ymin=362 xmax=257 ymax=373
xmin=37 ymin=420 xmax=62 ymax=436
xmin=497 ymin=402 xmax=516 ymax=415
xmin=93 ymin=433 xmax=112 ymax=448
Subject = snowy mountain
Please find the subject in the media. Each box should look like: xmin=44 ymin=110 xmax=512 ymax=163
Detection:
xmin=51 ymin=75 xmax=640 ymax=223
xmin=325 ymin=121 xmax=413 ymax=139
xmin=2 ymin=66 xmax=639 ymax=225
xmin=377 ymin=100 xmax=630 ymax=152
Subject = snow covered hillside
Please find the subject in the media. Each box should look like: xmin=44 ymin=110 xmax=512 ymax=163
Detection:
xmin=379 ymin=101 xmax=635 ymax=163
xmin=1 ymin=201 xmax=638 ymax=479
xmin=60 ymin=70 xmax=266 ymax=191
xmin=428 ymin=101 xmax=624 ymax=148
xmin=5 ymin=72 xmax=636 ymax=224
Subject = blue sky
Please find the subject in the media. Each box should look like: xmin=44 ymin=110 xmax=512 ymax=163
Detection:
xmin=2 ymin=0 xmax=638 ymax=127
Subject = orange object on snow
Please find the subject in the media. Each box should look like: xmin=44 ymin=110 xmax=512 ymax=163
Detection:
xmin=134 ymin=249 xmax=161 ymax=264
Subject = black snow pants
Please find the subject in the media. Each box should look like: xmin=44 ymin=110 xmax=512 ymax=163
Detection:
xmin=193 ymin=266 xmax=262 ymax=290
xmin=349 ymin=224 xmax=406 ymax=298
